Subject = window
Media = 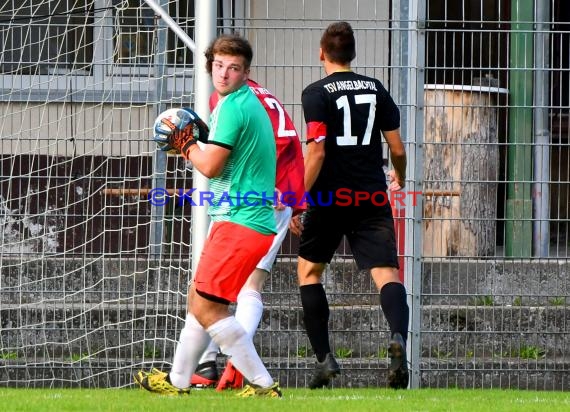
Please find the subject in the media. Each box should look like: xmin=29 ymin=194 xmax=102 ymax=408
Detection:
xmin=0 ymin=0 xmax=94 ymax=74
xmin=114 ymin=0 xmax=195 ymax=66
xmin=114 ymin=0 xmax=155 ymax=65
xmin=0 ymin=0 xmax=201 ymax=74
xmin=0 ymin=0 xmax=236 ymax=102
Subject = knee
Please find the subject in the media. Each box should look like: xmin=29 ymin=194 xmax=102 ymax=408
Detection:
xmin=242 ymin=269 xmax=268 ymax=291
xmin=297 ymin=272 xmax=322 ymax=286
xmin=190 ymin=295 xmax=230 ymax=329
xmin=372 ymin=267 xmax=401 ymax=291
xmin=297 ymin=260 xmax=326 ymax=286
xmin=190 ymin=304 xmax=207 ymax=327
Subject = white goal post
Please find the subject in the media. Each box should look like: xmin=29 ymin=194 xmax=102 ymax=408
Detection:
xmin=0 ymin=0 xmax=216 ymax=388
xmin=141 ymin=0 xmax=213 ymax=274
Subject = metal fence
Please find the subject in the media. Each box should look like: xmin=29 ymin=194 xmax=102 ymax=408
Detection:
xmin=0 ymin=0 xmax=568 ymax=390
xmin=420 ymin=0 xmax=569 ymax=390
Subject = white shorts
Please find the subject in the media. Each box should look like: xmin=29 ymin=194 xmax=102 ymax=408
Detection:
xmin=256 ymin=206 xmax=293 ymax=272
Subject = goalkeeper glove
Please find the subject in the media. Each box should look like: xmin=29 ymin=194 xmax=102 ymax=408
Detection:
xmin=153 ymin=108 xmax=209 ymax=157
xmin=169 ymin=122 xmax=198 ymax=159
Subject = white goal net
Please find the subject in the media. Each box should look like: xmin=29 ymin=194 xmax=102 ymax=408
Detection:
xmin=0 ymin=0 xmax=198 ymax=387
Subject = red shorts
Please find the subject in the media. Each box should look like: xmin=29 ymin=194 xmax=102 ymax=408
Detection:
xmin=194 ymin=221 xmax=274 ymax=303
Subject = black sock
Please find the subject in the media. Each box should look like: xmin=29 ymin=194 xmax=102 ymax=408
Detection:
xmin=300 ymin=284 xmax=331 ymax=362
xmin=380 ymin=282 xmax=409 ymax=342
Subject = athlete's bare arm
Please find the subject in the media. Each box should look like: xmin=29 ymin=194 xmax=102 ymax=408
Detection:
xmin=383 ymin=128 xmax=406 ymax=189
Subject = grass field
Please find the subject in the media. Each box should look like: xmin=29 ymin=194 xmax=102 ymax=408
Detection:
xmin=1 ymin=387 xmax=569 ymax=412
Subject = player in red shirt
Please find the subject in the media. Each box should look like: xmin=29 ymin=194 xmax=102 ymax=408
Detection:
xmin=190 ymin=79 xmax=305 ymax=390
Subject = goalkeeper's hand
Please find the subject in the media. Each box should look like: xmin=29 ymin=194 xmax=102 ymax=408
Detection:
xmin=153 ymin=116 xmax=177 ymax=153
xmin=153 ymin=108 xmax=209 ymax=157
xmin=168 ymin=123 xmax=198 ymax=159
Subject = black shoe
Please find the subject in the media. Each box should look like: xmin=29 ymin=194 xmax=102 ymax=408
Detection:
xmin=190 ymin=361 xmax=219 ymax=388
xmin=308 ymin=353 xmax=340 ymax=389
xmin=388 ymin=333 xmax=409 ymax=389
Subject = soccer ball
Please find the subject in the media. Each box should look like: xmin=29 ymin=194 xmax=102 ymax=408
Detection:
xmin=152 ymin=107 xmax=209 ymax=153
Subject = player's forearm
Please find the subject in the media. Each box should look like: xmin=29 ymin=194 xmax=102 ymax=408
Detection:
xmin=384 ymin=129 xmax=407 ymax=182
xmin=184 ymin=145 xmax=225 ymax=178
xmin=304 ymin=147 xmax=325 ymax=191
xmin=390 ymin=152 xmax=407 ymax=183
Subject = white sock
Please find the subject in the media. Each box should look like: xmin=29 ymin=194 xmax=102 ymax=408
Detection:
xmin=207 ymin=316 xmax=273 ymax=388
xmin=235 ymin=289 xmax=263 ymax=339
xmin=169 ymin=313 xmax=211 ymax=388
xmin=198 ymin=340 xmax=219 ymax=364
xmin=198 ymin=289 xmax=263 ymax=364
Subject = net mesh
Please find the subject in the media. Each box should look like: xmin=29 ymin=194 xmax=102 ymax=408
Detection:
xmin=0 ymin=0 xmax=195 ymax=387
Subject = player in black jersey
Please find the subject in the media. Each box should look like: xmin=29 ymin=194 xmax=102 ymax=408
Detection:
xmin=290 ymin=21 xmax=409 ymax=389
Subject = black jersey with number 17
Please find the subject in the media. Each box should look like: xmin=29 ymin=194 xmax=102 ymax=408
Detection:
xmin=301 ymin=71 xmax=400 ymax=201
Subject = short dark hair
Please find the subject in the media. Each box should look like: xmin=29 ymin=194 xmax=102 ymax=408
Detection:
xmin=320 ymin=21 xmax=356 ymax=64
xmin=205 ymin=34 xmax=253 ymax=74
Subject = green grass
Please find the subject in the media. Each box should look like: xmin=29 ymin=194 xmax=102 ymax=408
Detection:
xmin=334 ymin=347 xmax=353 ymax=358
xmin=549 ymin=296 xmax=566 ymax=306
xmin=0 ymin=351 xmax=18 ymax=360
xmin=470 ymin=295 xmax=494 ymax=306
xmin=1 ymin=387 xmax=569 ymax=412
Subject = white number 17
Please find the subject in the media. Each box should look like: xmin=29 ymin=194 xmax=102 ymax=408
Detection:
xmin=336 ymin=94 xmax=376 ymax=146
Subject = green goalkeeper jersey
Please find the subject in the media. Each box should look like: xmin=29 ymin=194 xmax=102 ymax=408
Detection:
xmin=207 ymin=83 xmax=277 ymax=235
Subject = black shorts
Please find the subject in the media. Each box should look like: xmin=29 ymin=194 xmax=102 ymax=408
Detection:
xmin=298 ymin=205 xmax=399 ymax=270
